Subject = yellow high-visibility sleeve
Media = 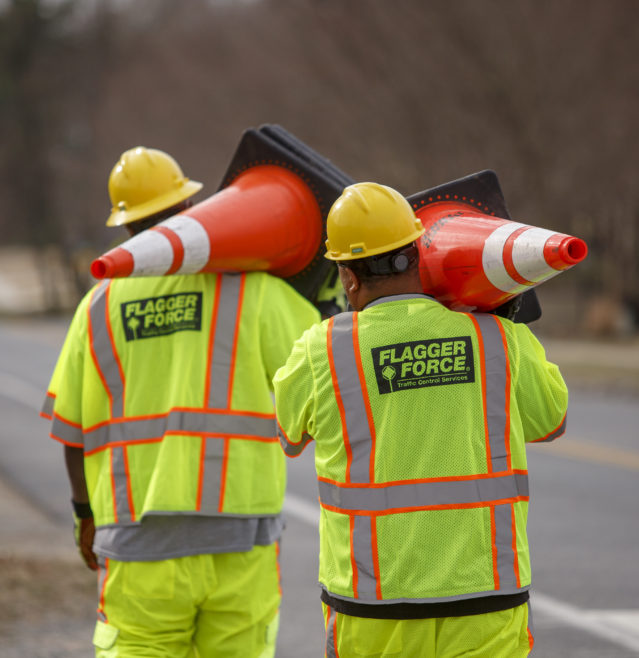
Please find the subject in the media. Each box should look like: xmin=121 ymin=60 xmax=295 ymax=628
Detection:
xmin=273 ymin=323 xmax=322 ymax=454
xmin=502 ymin=319 xmax=568 ymax=443
xmin=258 ymin=276 xmax=320 ymax=385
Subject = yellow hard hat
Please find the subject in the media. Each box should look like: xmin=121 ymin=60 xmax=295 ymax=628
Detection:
xmin=106 ymin=146 xmax=203 ymax=226
xmin=325 ymin=182 xmax=424 ymax=261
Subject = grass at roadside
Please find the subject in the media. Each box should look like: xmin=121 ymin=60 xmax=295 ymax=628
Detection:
xmin=0 ymin=556 xmax=95 ymax=636
xmin=541 ymin=336 xmax=639 ymax=399
xmin=560 ymin=367 xmax=639 ymax=399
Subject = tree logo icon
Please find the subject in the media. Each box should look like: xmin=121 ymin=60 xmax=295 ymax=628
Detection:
xmin=382 ymin=365 xmax=397 ymax=391
xmin=127 ymin=316 xmax=141 ymax=340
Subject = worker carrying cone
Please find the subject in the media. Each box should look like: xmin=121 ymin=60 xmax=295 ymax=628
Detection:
xmin=92 ymin=125 xmax=354 ymax=308
xmin=274 ymin=179 xmax=571 ymax=658
xmin=92 ymin=164 xmax=323 ymax=279
xmin=42 ymin=142 xmax=324 ymax=657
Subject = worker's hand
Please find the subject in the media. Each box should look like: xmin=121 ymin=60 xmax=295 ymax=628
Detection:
xmin=72 ymin=501 xmax=98 ymax=571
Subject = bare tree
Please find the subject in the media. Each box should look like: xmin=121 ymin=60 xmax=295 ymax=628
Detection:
xmin=1 ymin=0 xmax=637 ymax=330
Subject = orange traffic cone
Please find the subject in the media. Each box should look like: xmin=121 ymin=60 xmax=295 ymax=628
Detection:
xmin=91 ymin=165 xmax=323 ymax=279
xmin=91 ymin=125 xmax=354 ymax=303
xmin=408 ymin=171 xmax=588 ymax=314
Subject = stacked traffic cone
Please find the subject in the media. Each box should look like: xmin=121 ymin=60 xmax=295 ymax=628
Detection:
xmin=408 ymin=170 xmax=587 ymax=318
xmin=91 ymin=125 xmax=354 ymax=303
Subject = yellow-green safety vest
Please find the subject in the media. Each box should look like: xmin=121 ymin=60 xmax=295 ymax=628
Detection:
xmin=274 ymin=294 xmax=567 ymax=605
xmin=42 ymin=271 xmax=319 ymax=527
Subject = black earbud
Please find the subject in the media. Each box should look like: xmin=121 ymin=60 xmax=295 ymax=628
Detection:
xmin=390 ymin=252 xmax=410 ymax=273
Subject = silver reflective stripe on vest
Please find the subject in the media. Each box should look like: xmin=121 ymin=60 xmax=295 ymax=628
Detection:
xmin=83 ymin=410 xmax=276 ymax=452
xmin=474 ymin=313 xmax=510 ymax=472
xmin=527 ymin=599 xmax=535 ymax=641
xmin=41 ymin=394 xmax=55 ymax=417
xmin=494 ymin=503 xmax=519 ymax=591
xmin=208 ymin=274 xmax=243 ymax=409
xmin=166 ymin=409 xmax=274 ymax=436
xmin=51 ymin=415 xmax=84 ymax=445
xmin=97 ymin=558 xmax=109 ymax=622
xmin=199 ymin=438 xmax=227 ymax=514
xmin=318 ymin=472 xmax=528 ymax=512
xmin=329 ymin=313 xmax=378 ymax=599
xmin=330 ymin=313 xmax=373 ymax=483
xmin=277 ymin=425 xmax=313 ymax=457
xmin=533 ymin=414 xmax=567 ymax=442
xmin=352 ymin=515 xmax=378 ymax=601
xmin=90 ymin=281 xmax=125 ymax=418
xmin=325 ymin=606 xmax=338 ymax=658
xmin=473 ymin=314 xmax=525 ymax=591
xmin=111 ymin=446 xmax=132 ymax=522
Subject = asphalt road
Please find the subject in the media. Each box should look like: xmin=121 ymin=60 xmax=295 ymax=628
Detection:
xmin=1 ymin=315 xmax=638 ymax=657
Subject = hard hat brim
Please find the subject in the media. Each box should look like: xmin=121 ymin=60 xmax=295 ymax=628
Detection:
xmin=106 ymin=180 xmax=203 ymax=227
xmin=324 ymin=225 xmax=425 ymax=261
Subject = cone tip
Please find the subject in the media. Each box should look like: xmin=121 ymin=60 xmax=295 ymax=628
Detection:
xmin=91 ymin=258 xmax=108 ymax=280
xmin=561 ymin=237 xmax=588 ymax=265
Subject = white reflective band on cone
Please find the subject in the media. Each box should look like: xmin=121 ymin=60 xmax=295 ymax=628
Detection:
xmin=159 ymin=215 xmax=211 ymax=274
xmin=512 ymin=226 xmax=561 ymax=283
xmin=127 ymin=230 xmax=174 ymax=276
xmin=482 ymin=223 xmax=530 ymax=293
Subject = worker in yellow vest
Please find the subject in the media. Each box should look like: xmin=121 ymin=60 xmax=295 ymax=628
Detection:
xmin=41 ymin=147 xmax=320 ymax=657
xmin=273 ymin=182 xmax=568 ymax=657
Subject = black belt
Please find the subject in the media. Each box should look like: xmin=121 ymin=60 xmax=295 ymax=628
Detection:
xmin=320 ymin=589 xmax=530 ymax=620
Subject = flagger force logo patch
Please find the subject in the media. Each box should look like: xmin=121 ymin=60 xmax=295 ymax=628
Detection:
xmin=120 ymin=292 xmax=203 ymax=341
xmin=371 ymin=337 xmax=475 ymax=394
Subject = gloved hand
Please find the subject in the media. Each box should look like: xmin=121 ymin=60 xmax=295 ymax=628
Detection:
xmin=72 ymin=500 xmax=98 ymax=571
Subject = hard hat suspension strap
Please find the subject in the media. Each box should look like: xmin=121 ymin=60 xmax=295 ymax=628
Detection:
xmin=339 ymin=244 xmax=419 ymax=278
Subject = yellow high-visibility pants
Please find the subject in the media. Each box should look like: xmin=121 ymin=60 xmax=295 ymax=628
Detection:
xmin=323 ymin=601 xmax=533 ymax=658
xmin=93 ymin=543 xmax=280 ymax=658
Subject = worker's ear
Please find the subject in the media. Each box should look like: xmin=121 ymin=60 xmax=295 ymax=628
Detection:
xmin=338 ymin=266 xmax=360 ymax=296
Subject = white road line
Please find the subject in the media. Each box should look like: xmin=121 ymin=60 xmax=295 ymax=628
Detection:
xmin=284 ymin=493 xmax=639 ymax=653
xmin=532 ymin=593 xmax=639 ymax=653
xmin=283 ymin=492 xmax=320 ymax=525
xmin=533 ymin=437 xmax=639 ymax=472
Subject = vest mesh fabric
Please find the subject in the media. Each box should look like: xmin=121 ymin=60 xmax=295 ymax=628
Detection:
xmin=275 ymin=294 xmax=567 ymax=606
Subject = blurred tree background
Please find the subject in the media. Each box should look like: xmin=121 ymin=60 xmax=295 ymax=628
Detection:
xmin=1 ymin=0 xmax=637 ymax=336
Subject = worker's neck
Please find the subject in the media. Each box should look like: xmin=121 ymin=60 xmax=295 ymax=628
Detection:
xmin=356 ymin=272 xmax=424 ymax=311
